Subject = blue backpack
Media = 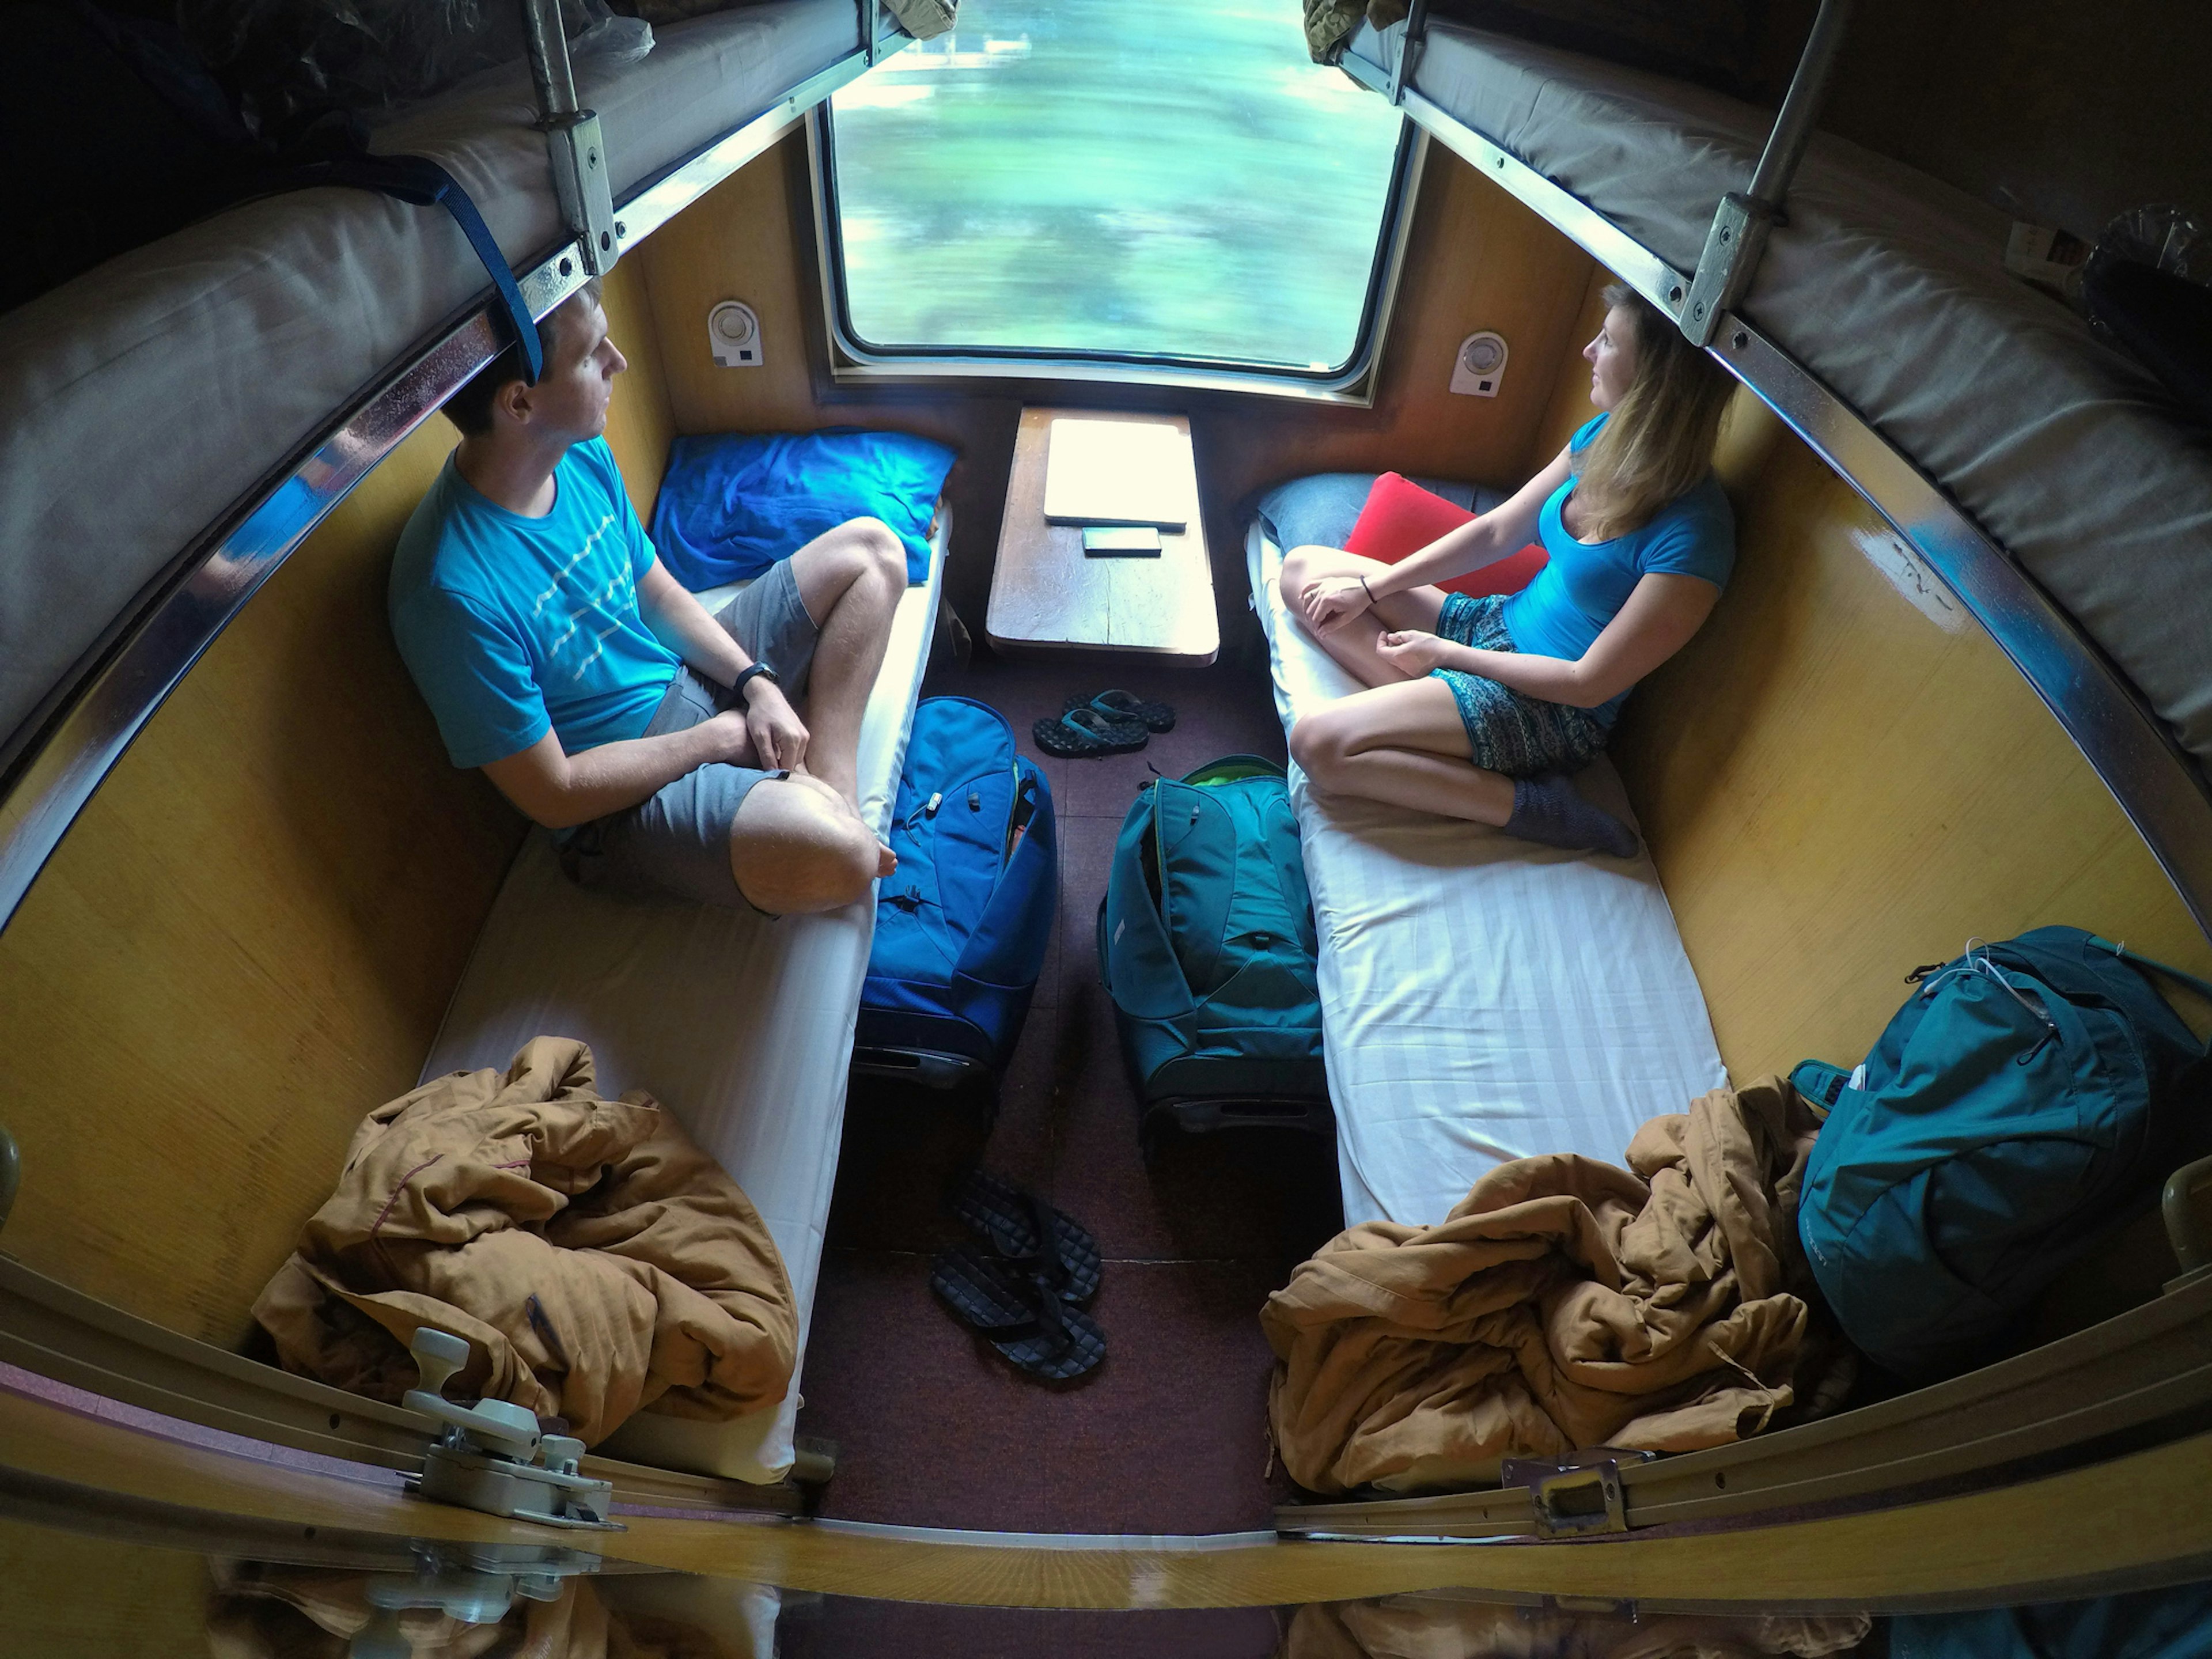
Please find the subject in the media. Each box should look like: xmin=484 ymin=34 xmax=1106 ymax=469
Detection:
xmin=855 ymin=698 xmax=1055 ymax=1092
xmin=1796 ymin=927 xmax=2212 ymax=1381
xmin=1098 ymin=756 xmax=1330 ymax=1143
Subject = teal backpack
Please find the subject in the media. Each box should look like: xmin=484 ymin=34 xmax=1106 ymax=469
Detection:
xmin=1796 ymin=927 xmax=2212 ymax=1382
xmin=1097 ymin=757 xmax=1330 ymax=1146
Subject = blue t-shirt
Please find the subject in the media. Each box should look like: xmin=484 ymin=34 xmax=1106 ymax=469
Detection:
xmin=389 ymin=438 xmax=681 ymax=768
xmin=1499 ymin=414 xmax=1734 ymax=722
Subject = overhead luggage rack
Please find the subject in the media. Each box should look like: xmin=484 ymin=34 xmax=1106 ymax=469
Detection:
xmin=1334 ymin=9 xmax=2212 ymax=945
xmin=0 ymin=0 xmax=915 ymax=940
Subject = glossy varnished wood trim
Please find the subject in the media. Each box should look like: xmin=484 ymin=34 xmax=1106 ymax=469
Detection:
xmin=6 ymin=1371 xmax=2211 ymax=1611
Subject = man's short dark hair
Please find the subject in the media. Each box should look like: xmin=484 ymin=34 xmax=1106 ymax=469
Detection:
xmin=443 ymin=278 xmax=604 ymax=436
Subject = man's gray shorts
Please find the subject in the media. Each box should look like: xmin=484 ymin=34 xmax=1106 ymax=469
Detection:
xmin=559 ymin=559 xmax=820 ymax=911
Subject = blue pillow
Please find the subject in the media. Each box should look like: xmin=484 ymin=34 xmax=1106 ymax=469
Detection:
xmin=649 ymin=428 xmax=956 ymax=590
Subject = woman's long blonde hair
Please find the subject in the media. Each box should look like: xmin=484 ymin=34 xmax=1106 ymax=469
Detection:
xmin=1571 ymin=284 xmax=1736 ymax=540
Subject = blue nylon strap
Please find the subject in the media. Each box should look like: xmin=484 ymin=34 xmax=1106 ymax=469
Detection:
xmin=308 ymin=153 xmax=543 ymax=383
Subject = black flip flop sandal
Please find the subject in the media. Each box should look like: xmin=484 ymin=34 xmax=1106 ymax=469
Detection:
xmin=1031 ymin=706 xmax=1148 ymax=759
xmin=949 ymin=1168 xmax=1103 ymax=1306
xmin=929 ymin=1244 xmax=1107 ymax=1381
xmin=1065 ymin=689 xmax=1177 ymax=733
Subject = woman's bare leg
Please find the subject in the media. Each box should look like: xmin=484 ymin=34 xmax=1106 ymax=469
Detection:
xmin=1276 ymin=546 xmax=1449 ymax=690
xmin=1287 ymin=677 xmax=1516 ymax=825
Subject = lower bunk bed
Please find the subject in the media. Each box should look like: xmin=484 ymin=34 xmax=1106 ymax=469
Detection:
xmin=1245 ymin=498 xmax=1726 ymax=1229
xmin=418 ymin=512 xmax=948 ymax=1489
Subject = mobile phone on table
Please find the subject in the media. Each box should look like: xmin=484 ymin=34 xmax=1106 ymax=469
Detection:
xmin=1082 ymin=524 xmax=1162 ymax=557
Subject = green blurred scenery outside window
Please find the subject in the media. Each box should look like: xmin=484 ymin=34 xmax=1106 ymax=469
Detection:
xmin=826 ymin=0 xmax=1408 ymax=372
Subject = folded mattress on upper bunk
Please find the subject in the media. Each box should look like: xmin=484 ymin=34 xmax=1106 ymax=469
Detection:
xmin=0 ymin=0 xmax=897 ymax=767
xmin=417 ymin=526 xmax=944 ymax=1484
xmin=1247 ymin=518 xmax=1728 ymax=1229
xmin=1348 ymin=20 xmax=2212 ymax=777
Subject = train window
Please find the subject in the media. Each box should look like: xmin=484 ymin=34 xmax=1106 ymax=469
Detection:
xmin=819 ymin=0 xmax=1411 ymax=385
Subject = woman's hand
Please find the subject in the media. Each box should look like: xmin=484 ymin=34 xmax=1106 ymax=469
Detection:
xmin=1300 ymin=574 xmax=1373 ymax=632
xmin=1374 ymin=629 xmax=1454 ymax=676
xmin=743 ymin=680 xmax=810 ymax=772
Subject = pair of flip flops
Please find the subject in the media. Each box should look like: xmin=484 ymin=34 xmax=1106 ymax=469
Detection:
xmin=1031 ymin=690 xmax=1177 ymax=759
xmin=929 ymin=1168 xmax=1106 ymax=1381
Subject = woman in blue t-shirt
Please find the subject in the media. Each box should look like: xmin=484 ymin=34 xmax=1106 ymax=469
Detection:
xmin=1281 ymin=284 xmax=1737 ymax=857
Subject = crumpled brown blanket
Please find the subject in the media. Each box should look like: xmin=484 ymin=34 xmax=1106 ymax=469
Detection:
xmin=1305 ymin=0 xmax=1410 ymax=62
xmin=206 ymin=1563 xmax=724 ymax=1659
xmin=253 ymin=1037 xmax=796 ymax=1447
xmin=1263 ymin=1078 xmax=1846 ymax=1496
xmin=1285 ymin=1596 xmax=1870 ymax=1659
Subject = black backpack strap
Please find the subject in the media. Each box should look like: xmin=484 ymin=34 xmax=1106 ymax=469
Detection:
xmin=300 ymin=153 xmax=543 ymax=384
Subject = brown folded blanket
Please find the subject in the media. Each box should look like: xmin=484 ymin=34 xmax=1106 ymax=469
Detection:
xmin=1286 ymin=1596 xmax=1870 ymax=1659
xmin=254 ymin=1036 xmax=796 ymax=1446
xmin=1263 ymin=1077 xmax=1846 ymax=1496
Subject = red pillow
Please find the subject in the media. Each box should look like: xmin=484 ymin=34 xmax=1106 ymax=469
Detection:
xmin=1343 ymin=472 xmax=1547 ymax=598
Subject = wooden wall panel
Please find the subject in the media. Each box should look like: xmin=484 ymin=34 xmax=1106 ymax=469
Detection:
xmin=0 ymin=1519 xmax=211 ymax=1657
xmin=0 ymin=271 xmax=676 ymax=1347
xmin=599 ymin=250 xmax=678 ymax=518
xmin=1614 ymin=397 xmax=2212 ymax=1081
xmin=629 ymin=133 xmax=1599 ymax=649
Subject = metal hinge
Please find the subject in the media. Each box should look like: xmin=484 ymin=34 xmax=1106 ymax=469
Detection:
xmin=1501 ymin=1448 xmax=1656 ymax=1538
xmin=402 ymin=1328 xmax=622 ymax=1531
xmin=356 ymin=1540 xmax=603 ymax=1649
xmin=1385 ymin=0 xmax=1431 ymax=107
xmin=521 ymin=0 xmax=620 ymax=276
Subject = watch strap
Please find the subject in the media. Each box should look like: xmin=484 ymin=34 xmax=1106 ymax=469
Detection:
xmin=733 ymin=662 xmax=778 ymax=706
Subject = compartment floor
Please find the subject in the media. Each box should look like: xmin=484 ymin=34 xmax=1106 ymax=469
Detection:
xmin=793 ymin=649 xmax=1346 ymax=1535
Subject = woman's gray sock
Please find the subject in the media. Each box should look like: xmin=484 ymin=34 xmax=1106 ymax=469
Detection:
xmin=1504 ymin=772 xmax=1639 ymax=859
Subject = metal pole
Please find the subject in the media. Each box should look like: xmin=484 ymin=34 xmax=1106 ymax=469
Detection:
xmin=1387 ymin=0 xmax=1431 ymax=107
xmin=521 ymin=0 xmax=579 ymax=120
xmin=519 ymin=0 xmax=619 ymax=276
xmin=1677 ymin=0 xmax=1854 ymax=343
xmin=1746 ymin=0 xmax=1855 ymax=209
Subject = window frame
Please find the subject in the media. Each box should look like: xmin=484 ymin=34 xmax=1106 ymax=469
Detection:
xmin=806 ymin=105 xmax=1426 ymax=407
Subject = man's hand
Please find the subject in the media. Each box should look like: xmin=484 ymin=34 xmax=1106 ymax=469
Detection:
xmin=696 ymin=709 xmax=759 ymax=767
xmin=742 ymin=679 xmax=810 ymax=772
xmin=1300 ymin=574 xmax=1374 ymax=632
xmin=1374 ymin=628 xmax=1454 ymax=676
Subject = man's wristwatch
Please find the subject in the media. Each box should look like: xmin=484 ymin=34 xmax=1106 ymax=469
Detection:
xmin=732 ymin=663 xmax=781 ymax=707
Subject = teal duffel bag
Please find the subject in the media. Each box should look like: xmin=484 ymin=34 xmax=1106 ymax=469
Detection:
xmin=1097 ymin=756 xmax=1330 ymax=1146
xmin=1795 ymin=927 xmax=2212 ymax=1382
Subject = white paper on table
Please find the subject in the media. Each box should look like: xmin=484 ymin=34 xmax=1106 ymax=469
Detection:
xmin=1043 ymin=417 xmax=1194 ymax=529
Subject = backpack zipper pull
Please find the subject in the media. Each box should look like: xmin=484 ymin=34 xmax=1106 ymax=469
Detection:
xmin=925 ymin=791 xmax=942 ymax=817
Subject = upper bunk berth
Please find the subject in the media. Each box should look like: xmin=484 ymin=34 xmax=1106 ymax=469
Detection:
xmin=1336 ymin=11 xmax=2212 ymax=936
xmin=0 ymin=0 xmax=911 ymax=916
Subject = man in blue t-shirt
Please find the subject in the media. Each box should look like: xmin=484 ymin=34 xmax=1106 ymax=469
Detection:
xmin=390 ymin=283 xmax=906 ymax=915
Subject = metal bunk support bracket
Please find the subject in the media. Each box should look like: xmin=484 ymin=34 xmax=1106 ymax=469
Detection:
xmin=1385 ymin=0 xmax=1431 ymax=106
xmin=1678 ymin=0 xmax=1853 ymax=344
xmin=522 ymin=0 xmax=619 ymax=276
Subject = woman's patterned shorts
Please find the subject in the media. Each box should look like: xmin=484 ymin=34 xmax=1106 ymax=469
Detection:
xmin=1429 ymin=593 xmax=1612 ymax=778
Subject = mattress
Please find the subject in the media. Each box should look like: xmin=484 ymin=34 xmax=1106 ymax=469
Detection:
xmin=1348 ymin=20 xmax=2212 ymax=775
xmin=418 ymin=523 xmax=945 ymax=1484
xmin=1247 ymin=522 xmax=1726 ymax=1227
xmin=0 ymin=0 xmax=899 ymax=767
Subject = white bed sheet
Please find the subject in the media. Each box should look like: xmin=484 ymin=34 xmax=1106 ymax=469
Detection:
xmin=1348 ymin=20 xmax=2212 ymax=774
xmin=418 ymin=531 xmax=944 ymax=1483
xmin=1248 ymin=525 xmax=1726 ymax=1228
